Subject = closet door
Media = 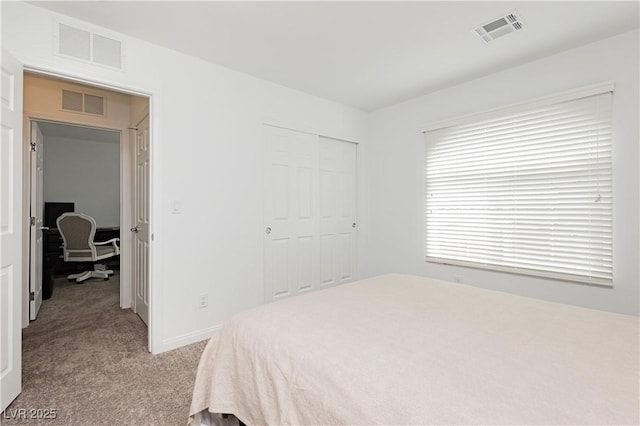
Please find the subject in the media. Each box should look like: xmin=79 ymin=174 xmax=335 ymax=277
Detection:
xmin=263 ymin=125 xmax=320 ymax=302
xmin=319 ymin=137 xmax=357 ymax=288
xmin=263 ymin=126 xmax=357 ymax=302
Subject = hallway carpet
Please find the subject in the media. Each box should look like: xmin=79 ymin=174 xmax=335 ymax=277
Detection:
xmin=3 ymin=275 xmax=207 ymax=425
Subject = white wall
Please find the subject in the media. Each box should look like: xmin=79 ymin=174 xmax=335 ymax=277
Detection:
xmin=365 ymin=29 xmax=640 ymax=315
xmin=2 ymin=2 xmax=368 ymax=353
xmin=44 ymin=136 xmax=120 ymax=227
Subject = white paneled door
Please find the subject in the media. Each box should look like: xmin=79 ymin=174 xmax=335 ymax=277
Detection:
xmin=29 ymin=121 xmax=44 ymax=320
xmin=319 ymin=137 xmax=357 ymax=288
xmin=1 ymin=50 xmax=23 ymax=412
xmin=263 ymin=125 xmax=356 ymax=303
xmin=132 ymin=115 xmax=150 ymax=325
xmin=263 ymin=126 xmax=320 ymax=301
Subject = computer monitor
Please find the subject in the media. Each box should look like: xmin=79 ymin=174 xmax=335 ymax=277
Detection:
xmin=44 ymin=202 xmax=75 ymax=229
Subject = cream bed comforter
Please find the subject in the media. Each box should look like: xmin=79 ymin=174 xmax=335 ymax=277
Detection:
xmin=190 ymin=274 xmax=639 ymax=425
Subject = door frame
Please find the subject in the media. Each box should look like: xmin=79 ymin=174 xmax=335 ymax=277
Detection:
xmin=21 ymin=66 xmax=156 ymax=352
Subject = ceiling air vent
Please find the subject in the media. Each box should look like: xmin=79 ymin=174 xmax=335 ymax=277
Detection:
xmin=61 ymin=90 xmax=106 ymax=116
xmin=474 ymin=10 xmax=526 ymax=43
xmin=56 ymin=22 xmax=123 ymax=70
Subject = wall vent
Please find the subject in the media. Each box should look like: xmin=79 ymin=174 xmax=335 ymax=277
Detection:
xmin=474 ymin=10 xmax=526 ymax=42
xmin=61 ymin=89 xmax=83 ymax=112
xmin=56 ymin=22 xmax=123 ymax=70
xmin=61 ymin=89 xmax=106 ymax=116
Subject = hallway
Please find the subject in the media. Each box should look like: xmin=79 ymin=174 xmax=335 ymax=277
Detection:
xmin=3 ymin=275 xmax=206 ymax=425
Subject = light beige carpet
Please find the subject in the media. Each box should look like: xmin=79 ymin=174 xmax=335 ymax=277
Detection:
xmin=3 ymin=274 xmax=207 ymax=425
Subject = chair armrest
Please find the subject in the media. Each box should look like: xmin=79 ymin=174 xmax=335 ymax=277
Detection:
xmin=94 ymin=238 xmax=120 ymax=248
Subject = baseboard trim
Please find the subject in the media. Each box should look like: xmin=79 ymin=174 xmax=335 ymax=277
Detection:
xmin=158 ymin=324 xmax=221 ymax=354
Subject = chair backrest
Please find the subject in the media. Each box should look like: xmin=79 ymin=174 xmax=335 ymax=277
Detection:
xmin=56 ymin=213 xmax=96 ymax=251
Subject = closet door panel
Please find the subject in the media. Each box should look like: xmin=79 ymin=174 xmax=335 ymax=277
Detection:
xmin=319 ymin=137 xmax=357 ymax=288
xmin=264 ymin=126 xmax=319 ymax=302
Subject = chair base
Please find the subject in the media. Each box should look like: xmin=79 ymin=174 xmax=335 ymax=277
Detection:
xmin=68 ymin=264 xmax=114 ymax=283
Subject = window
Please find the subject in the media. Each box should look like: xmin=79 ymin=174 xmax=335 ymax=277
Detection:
xmin=424 ymin=85 xmax=613 ymax=286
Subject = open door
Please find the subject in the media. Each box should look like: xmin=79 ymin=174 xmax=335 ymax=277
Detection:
xmin=1 ymin=49 xmax=24 ymax=411
xmin=29 ymin=121 xmax=44 ymax=320
xmin=132 ymin=114 xmax=150 ymax=325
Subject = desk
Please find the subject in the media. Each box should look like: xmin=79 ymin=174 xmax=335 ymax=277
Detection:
xmin=43 ymin=227 xmax=120 ymax=298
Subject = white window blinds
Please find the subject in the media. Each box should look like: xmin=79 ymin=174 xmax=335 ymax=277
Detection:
xmin=424 ymin=89 xmax=613 ymax=286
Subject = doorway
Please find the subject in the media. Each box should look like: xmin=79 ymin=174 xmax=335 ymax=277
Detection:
xmin=29 ymin=120 xmax=121 ymax=319
xmin=23 ymin=72 xmax=151 ymax=342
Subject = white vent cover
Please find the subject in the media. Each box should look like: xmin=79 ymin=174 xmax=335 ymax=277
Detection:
xmin=474 ymin=10 xmax=526 ymax=42
xmin=57 ymin=22 xmax=123 ymax=70
xmin=92 ymin=34 xmax=122 ymax=69
xmin=61 ymin=90 xmax=83 ymax=112
xmin=59 ymin=24 xmax=91 ymax=61
xmin=84 ymin=94 xmax=105 ymax=115
xmin=61 ymin=89 xmax=105 ymax=116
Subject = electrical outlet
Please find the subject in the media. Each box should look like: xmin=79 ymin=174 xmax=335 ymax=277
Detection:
xmin=198 ymin=293 xmax=208 ymax=308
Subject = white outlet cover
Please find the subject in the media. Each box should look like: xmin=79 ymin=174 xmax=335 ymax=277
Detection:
xmin=199 ymin=293 xmax=208 ymax=308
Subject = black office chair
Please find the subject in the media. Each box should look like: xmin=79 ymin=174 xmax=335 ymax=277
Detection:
xmin=56 ymin=213 xmax=120 ymax=283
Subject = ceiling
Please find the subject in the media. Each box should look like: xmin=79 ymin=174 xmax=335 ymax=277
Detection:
xmin=30 ymin=1 xmax=639 ymax=111
xmin=37 ymin=121 xmax=120 ymax=144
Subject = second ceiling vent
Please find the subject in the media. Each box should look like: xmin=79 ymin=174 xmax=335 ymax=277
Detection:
xmin=474 ymin=10 xmax=526 ymax=43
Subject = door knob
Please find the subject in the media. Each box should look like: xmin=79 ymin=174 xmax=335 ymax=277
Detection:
xmin=131 ymin=226 xmax=139 ymax=233
xmin=265 ymin=226 xmax=272 ymax=235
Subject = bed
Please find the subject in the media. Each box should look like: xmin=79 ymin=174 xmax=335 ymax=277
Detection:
xmin=189 ymin=274 xmax=639 ymax=425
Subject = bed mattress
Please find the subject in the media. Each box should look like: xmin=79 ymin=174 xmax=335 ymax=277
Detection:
xmin=190 ymin=274 xmax=639 ymax=424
